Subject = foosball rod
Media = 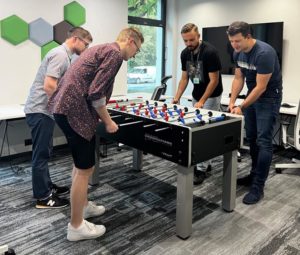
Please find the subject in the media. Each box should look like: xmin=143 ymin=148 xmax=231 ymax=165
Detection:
xmin=167 ymin=110 xmax=213 ymax=123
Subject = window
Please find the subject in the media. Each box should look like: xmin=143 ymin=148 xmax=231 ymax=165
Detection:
xmin=127 ymin=0 xmax=166 ymax=94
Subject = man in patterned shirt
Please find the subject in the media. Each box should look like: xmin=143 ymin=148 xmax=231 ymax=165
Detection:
xmin=49 ymin=27 xmax=144 ymax=241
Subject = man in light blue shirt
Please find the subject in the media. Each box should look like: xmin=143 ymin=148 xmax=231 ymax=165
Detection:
xmin=24 ymin=27 xmax=92 ymax=209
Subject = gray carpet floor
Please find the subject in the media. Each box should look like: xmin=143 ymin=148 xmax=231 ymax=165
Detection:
xmin=0 ymin=145 xmax=299 ymax=255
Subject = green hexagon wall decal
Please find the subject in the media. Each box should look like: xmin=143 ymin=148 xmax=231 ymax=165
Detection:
xmin=1 ymin=15 xmax=29 ymax=45
xmin=64 ymin=1 xmax=86 ymax=26
xmin=41 ymin=41 xmax=60 ymax=60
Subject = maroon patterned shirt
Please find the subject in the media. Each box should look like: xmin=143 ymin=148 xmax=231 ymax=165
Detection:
xmin=49 ymin=42 xmax=123 ymax=140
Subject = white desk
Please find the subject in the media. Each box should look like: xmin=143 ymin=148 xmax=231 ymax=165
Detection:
xmin=0 ymin=104 xmax=25 ymax=121
xmin=278 ymin=103 xmax=298 ymax=116
xmin=220 ymin=96 xmax=298 ymax=116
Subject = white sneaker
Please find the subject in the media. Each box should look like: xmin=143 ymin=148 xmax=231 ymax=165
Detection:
xmin=83 ymin=201 xmax=106 ymax=219
xmin=67 ymin=220 xmax=106 ymax=241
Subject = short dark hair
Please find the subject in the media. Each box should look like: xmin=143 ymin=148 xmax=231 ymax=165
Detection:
xmin=67 ymin=27 xmax=93 ymax=42
xmin=181 ymin=23 xmax=199 ymax=35
xmin=226 ymin=21 xmax=253 ymax=37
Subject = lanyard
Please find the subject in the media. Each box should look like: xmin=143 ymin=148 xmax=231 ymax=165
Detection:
xmin=190 ymin=42 xmax=202 ymax=63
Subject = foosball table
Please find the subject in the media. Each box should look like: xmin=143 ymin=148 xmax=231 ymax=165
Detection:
xmin=90 ymin=97 xmax=243 ymax=239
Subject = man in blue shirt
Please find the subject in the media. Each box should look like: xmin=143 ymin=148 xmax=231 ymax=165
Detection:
xmin=227 ymin=21 xmax=282 ymax=204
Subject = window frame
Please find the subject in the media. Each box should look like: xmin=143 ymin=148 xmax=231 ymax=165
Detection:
xmin=128 ymin=0 xmax=167 ymax=80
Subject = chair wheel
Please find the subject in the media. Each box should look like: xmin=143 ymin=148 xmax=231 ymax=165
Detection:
xmin=275 ymin=168 xmax=282 ymax=174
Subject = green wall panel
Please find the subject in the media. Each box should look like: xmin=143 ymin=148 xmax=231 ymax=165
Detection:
xmin=1 ymin=15 xmax=29 ymax=45
xmin=64 ymin=1 xmax=86 ymax=26
xmin=41 ymin=41 xmax=60 ymax=60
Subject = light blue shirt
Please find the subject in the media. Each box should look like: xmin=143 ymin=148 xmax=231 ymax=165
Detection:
xmin=24 ymin=43 xmax=72 ymax=117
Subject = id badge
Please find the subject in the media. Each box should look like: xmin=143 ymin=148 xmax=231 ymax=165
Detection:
xmin=193 ymin=77 xmax=200 ymax=84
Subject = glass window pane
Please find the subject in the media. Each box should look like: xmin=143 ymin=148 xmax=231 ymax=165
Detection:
xmin=128 ymin=0 xmax=162 ymax=20
xmin=127 ymin=25 xmax=163 ymax=94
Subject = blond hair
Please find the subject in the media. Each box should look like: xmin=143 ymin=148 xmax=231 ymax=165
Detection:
xmin=117 ymin=27 xmax=144 ymax=43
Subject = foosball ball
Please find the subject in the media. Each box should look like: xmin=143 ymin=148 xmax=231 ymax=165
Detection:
xmin=91 ymin=97 xmax=243 ymax=239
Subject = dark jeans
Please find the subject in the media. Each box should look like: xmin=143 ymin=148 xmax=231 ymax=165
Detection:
xmin=244 ymin=97 xmax=282 ymax=188
xmin=26 ymin=113 xmax=55 ymax=199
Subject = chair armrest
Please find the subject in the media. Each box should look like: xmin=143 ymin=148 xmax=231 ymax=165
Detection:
xmin=280 ymin=120 xmax=291 ymax=126
xmin=281 ymin=124 xmax=289 ymax=147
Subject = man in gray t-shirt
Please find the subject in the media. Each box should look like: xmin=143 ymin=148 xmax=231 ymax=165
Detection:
xmin=24 ymin=27 xmax=92 ymax=209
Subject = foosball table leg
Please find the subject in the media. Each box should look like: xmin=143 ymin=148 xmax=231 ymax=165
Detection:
xmin=176 ymin=165 xmax=193 ymax=239
xmin=133 ymin=148 xmax=143 ymax=171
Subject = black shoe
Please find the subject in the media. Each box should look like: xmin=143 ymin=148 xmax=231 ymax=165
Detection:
xmin=237 ymin=175 xmax=253 ymax=186
xmin=194 ymin=168 xmax=206 ymax=185
xmin=243 ymin=186 xmax=264 ymax=205
xmin=52 ymin=183 xmax=70 ymax=196
xmin=36 ymin=194 xmax=69 ymax=209
xmin=5 ymin=248 xmax=16 ymax=255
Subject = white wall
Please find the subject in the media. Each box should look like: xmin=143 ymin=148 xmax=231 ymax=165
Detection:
xmin=167 ymin=0 xmax=300 ymax=104
xmin=165 ymin=0 xmax=178 ymax=96
xmin=0 ymin=0 xmax=127 ymax=156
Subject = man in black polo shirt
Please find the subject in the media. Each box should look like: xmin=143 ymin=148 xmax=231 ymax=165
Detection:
xmin=173 ymin=23 xmax=223 ymax=185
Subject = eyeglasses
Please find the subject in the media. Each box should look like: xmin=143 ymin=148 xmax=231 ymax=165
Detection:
xmin=76 ymin=37 xmax=90 ymax=48
xmin=132 ymin=40 xmax=141 ymax=54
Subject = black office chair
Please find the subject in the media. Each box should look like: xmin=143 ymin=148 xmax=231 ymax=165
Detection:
xmin=151 ymin=75 xmax=172 ymax=101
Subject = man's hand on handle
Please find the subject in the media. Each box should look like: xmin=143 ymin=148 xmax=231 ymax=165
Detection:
xmin=105 ymin=120 xmax=118 ymax=133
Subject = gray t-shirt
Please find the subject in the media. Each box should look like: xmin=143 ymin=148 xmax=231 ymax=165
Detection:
xmin=24 ymin=43 xmax=72 ymax=116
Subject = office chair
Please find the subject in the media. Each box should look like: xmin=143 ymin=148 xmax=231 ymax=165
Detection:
xmin=275 ymin=99 xmax=300 ymax=173
xmin=151 ymin=75 xmax=172 ymax=101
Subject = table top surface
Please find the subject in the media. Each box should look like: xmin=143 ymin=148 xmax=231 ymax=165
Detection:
xmin=0 ymin=104 xmax=25 ymax=121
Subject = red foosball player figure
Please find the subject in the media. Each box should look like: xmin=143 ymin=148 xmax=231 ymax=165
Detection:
xmin=164 ymin=113 xmax=169 ymax=121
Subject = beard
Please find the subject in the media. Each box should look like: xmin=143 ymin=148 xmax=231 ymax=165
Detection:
xmin=188 ymin=41 xmax=200 ymax=52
